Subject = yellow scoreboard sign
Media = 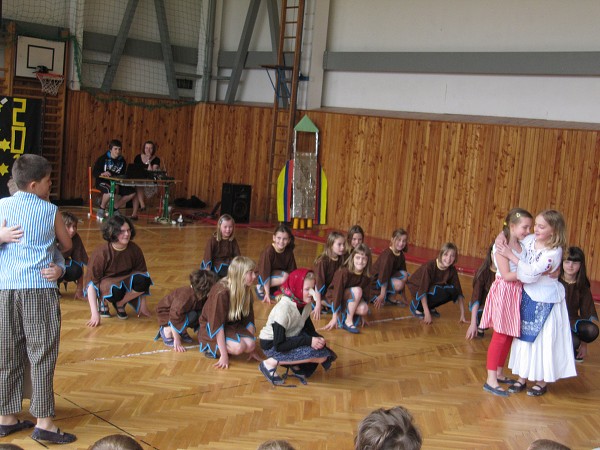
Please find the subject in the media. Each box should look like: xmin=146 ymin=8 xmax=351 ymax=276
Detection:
xmin=0 ymin=97 xmax=43 ymax=198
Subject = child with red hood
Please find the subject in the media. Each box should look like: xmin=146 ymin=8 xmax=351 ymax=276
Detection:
xmin=258 ymin=269 xmax=337 ymax=385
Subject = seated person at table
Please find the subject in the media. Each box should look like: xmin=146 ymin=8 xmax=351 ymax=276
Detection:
xmin=84 ymin=216 xmax=153 ymax=327
xmin=92 ymin=139 xmax=137 ymax=218
xmin=132 ymin=140 xmax=161 ymax=216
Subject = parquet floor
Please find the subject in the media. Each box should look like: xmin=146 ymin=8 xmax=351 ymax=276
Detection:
xmin=4 ymin=209 xmax=600 ymax=450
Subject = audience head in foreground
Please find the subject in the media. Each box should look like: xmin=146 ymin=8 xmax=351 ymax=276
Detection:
xmin=355 ymin=406 xmax=422 ymax=450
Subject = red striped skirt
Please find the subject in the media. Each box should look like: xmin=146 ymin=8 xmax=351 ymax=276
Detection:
xmin=479 ymin=278 xmax=522 ymax=337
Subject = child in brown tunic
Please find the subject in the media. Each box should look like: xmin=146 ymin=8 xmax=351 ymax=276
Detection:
xmin=312 ymin=231 xmax=346 ymax=320
xmin=201 ymin=214 xmax=241 ymax=279
xmin=322 ymin=244 xmax=372 ymax=334
xmin=58 ymin=211 xmax=89 ymax=299
xmin=466 ymin=244 xmax=495 ymax=340
xmin=347 ymin=224 xmax=364 ymax=250
xmin=156 ymin=269 xmax=218 ymax=352
xmin=371 ymin=228 xmax=409 ymax=308
xmin=256 ymin=224 xmax=297 ymax=304
xmin=559 ymin=246 xmax=598 ymax=362
xmin=407 ymin=242 xmax=466 ymax=325
xmin=85 ymin=216 xmax=153 ymax=327
xmin=199 ymin=256 xmax=260 ymax=368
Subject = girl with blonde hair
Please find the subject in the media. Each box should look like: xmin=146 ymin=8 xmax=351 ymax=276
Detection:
xmin=199 ymin=256 xmax=260 ymax=368
xmin=497 ymin=210 xmax=576 ymax=396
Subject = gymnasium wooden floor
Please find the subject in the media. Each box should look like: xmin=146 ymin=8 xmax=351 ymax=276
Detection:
xmin=4 ymin=209 xmax=599 ymax=450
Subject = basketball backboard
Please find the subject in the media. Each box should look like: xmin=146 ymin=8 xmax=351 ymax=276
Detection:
xmin=15 ymin=36 xmax=66 ymax=78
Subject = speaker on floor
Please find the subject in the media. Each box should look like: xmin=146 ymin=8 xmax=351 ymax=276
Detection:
xmin=221 ymin=183 xmax=251 ymax=223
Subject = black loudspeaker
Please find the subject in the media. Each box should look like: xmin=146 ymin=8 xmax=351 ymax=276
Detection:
xmin=221 ymin=183 xmax=251 ymax=223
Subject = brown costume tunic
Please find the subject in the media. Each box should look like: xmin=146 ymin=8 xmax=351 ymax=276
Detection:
xmin=313 ymin=255 xmax=343 ymax=295
xmin=201 ymin=235 xmax=241 ymax=273
xmin=199 ymin=282 xmax=255 ymax=357
xmin=156 ymin=286 xmax=205 ymax=331
xmin=257 ymin=244 xmax=297 ymax=286
xmin=560 ymin=279 xmax=598 ymax=325
xmin=470 ymin=267 xmax=494 ymax=310
xmin=406 ymin=259 xmax=463 ymax=301
xmin=61 ymin=233 xmax=89 ymax=266
xmin=84 ymin=241 xmax=151 ymax=299
xmin=371 ymin=248 xmax=407 ymax=293
xmin=325 ymin=267 xmax=370 ymax=313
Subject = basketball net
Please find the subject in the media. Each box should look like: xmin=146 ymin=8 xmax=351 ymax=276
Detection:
xmin=36 ymin=72 xmax=64 ymax=96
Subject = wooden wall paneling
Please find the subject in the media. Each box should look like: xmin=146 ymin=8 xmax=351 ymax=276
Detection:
xmin=430 ymin=121 xmax=448 ymax=248
xmin=410 ymin=120 xmax=427 ymax=246
xmin=360 ymin=114 xmax=375 ymax=230
xmin=62 ymin=98 xmax=600 ymax=279
xmin=473 ymin=124 xmax=496 ymax=253
xmin=448 ymin=122 xmax=466 ymax=250
xmin=324 ymin=113 xmax=346 ymax=229
xmin=186 ymin=103 xmax=208 ymax=203
xmin=464 ymin=123 xmax=484 ymax=256
xmin=379 ymin=117 xmax=404 ymax=235
xmin=186 ymin=104 xmax=273 ymax=219
xmin=62 ymin=91 xmax=195 ymax=201
xmin=577 ymin=131 xmax=600 ymax=279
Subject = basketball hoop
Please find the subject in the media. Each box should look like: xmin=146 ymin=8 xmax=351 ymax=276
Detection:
xmin=36 ymin=72 xmax=64 ymax=96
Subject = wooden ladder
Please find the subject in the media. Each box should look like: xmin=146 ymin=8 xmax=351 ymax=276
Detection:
xmin=264 ymin=0 xmax=305 ymax=222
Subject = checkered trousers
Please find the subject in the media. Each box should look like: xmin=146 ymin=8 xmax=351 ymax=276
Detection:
xmin=0 ymin=289 xmax=61 ymax=418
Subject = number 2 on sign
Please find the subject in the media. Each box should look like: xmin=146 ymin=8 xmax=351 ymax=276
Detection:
xmin=11 ymin=98 xmax=27 ymax=157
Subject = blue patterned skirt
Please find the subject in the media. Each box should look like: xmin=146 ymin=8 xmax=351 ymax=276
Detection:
xmin=519 ymin=289 xmax=554 ymax=343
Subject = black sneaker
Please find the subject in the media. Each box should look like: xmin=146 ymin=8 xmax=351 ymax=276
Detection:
xmin=116 ymin=307 xmax=128 ymax=320
xmin=430 ymin=308 xmax=441 ymax=318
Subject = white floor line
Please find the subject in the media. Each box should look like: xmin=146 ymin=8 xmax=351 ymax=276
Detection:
xmin=369 ymin=315 xmax=415 ymax=324
xmin=92 ymin=344 xmax=200 ymax=361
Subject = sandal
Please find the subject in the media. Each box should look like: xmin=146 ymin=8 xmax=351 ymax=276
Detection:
xmin=483 ymin=383 xmax=509 ymax=397
xmin=508 ymin=380 xmax=527 ymax=393
xmin=283 ymin=366 xmax=309 ymax=385
xmin=255 ymin=285 xmax=265 ymax=301
xmin=497 ymin=376 xmax=517 ymax=385
xmin=159 ymin=327 xmax=174 ymax=347
xmin=527 ymin=384 xmax=547 ymax=397
xmin=203 ymin=350 xmax=217 ymax=359
xmin=98 ymin=301 xmax=112 ymax=318
xmin=386 ymin=297 xmax=403 ymax=306
xmin=259 ymin=361 xmax=285 ymax=386
xmin=180 ymin=330 xmax=194 ymax=344
xmin=342 ymin=322 xmax=360 ymax=334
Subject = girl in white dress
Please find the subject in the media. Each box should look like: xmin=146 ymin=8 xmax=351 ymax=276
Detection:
xmin=497 ymin=210 xmax=576 ymax=396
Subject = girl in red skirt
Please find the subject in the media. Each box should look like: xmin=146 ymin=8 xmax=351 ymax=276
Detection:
xmin=479 ymin=208 xmax=533 ymax=396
